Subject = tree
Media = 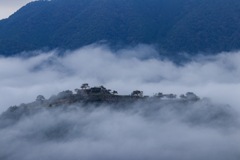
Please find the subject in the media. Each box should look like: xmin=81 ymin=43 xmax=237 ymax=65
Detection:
xmin=75 ymin=88 xmax=80 ymax=93
xmin=131 ymin=90 xmax=143 ymax=97
xmin=36 ymin=95 xmax=45 ymax=102
xmin=180 ymin=92 xmax=200 ymax=101
xmin=186 ymin=92 xmax=200 ymax=101
xmin=81 ymin=83 xmax=89 ymax=90
xmin=165 ymin=94 xmax=177 ymax=99
xmin=155 ymin=92 xmax=164 ymax=98
xmin=100 ymin=86 xmax=107 ymax=90
xmin=57 ymin=90 xmax=73 ymax=98
xmin=112 ymin=90 xmax=118 ymax=95
xmin=180 ymin=94 xmax=187 ymax=99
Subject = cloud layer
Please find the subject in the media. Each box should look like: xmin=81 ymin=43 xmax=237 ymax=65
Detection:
xmin=0 ymin=100 xmax=239 ymax=160
xmin=1 ymin=45 xmax=240 ymax=112
xmin=0 ymin=44 xmax=240 ymax=160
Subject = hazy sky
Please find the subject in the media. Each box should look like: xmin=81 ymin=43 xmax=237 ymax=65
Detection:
xmin=0 ymin=0 xmax=32 ymax=20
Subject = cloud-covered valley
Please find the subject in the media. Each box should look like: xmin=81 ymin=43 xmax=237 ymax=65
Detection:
xmin=0 ymin=45 xmax=240 ymax=160
xmin=1 ymin=45 xmax=240 ymax=111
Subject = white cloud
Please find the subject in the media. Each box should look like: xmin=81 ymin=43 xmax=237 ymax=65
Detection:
xmin=1 ymin=45 xmax=240 ymax=112
xmin=0 ymin=45 xmax=240 ymax=160
xmin=0 ymin=101 xmax=239 ymax=160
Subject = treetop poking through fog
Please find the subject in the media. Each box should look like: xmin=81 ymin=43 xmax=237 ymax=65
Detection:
xmin=1 ymin=45 xmax=240 ymax=112
xmin=0 ymin=81 xmax=239 ymax=160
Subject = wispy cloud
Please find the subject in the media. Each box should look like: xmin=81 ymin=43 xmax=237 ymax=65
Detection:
xmin=1 ymin=45 xmax=240 ymax=112
xmin=0 ymin=44 xmax=240 ymax=160
xmin=0 ymin=100 xmax=239 ymax=160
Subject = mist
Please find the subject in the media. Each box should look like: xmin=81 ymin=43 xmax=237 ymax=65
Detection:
xmin=1 ymin=45 xmax=240 ymax=112
xmin=0 ymin=99 xmax=239 ymax=160
xmin=0 ymin=44 xmax=240 ymax=160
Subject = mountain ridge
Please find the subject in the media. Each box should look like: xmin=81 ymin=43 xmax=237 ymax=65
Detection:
xmin=1 ymin=0 xmax=240 ymax=56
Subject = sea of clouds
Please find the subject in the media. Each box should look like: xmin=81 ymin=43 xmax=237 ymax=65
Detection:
xmin=0 ymin=44 xmax=240 ymax=160
xmin=1 ymin=44 xmax=240 ymax=111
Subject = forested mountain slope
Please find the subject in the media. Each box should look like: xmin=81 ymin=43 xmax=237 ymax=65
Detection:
xmin=0 ymin=0 xmax=240 ymax=56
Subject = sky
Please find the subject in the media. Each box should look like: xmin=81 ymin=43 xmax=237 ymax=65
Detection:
xmin=0 ymin=0 xmax=32 ymax=20
xmin=0 ymin=44 xmax=240 ymax=159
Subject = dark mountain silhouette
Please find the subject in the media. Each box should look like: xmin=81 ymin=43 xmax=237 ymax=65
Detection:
xmin=1 ymin=0 xmax=240 ymax=56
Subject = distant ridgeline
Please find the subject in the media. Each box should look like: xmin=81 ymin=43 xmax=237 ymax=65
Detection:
xmin=1 ymin=0 xmax=240 ymax=56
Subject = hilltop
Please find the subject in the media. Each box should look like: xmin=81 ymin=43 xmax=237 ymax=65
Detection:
xmin=1 ymin=84 xmax=237 ymax=131
xmin=0 ymin=84 xmax=238 ymax=160
xmin=1 ymin=83 xmax=200 ymax=121
xmin=5 ymin=83 xmax=200 ymax=109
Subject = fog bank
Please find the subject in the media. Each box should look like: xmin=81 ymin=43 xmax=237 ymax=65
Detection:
xmin=1 ymin=44 xmax=240 ymax=160
xmin=0 ymin=99 xmax=239 ymax=160
xmin=1 ymin=45 xmax=240 ymax=112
